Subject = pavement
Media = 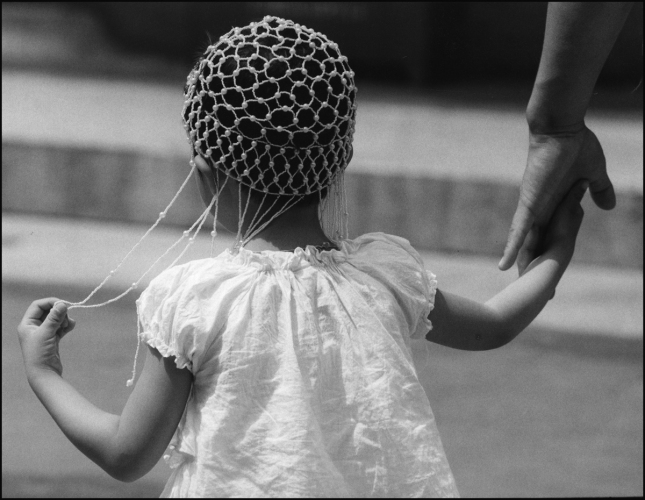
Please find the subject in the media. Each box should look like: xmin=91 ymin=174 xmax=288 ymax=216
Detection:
xmin=3 ymin=212 xmax=642 ymax=339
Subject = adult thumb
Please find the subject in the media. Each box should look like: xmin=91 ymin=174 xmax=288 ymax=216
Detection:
xmin=589 ymin=169 xmax=616 ymax=210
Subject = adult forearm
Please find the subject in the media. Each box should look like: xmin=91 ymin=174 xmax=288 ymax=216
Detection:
xmin=27 ymin=370 xmax=122 ymax=479
xmin=486 ymin=250 xmax=567 ymax=342
xmin=527 ymin=2 xmax=633 ymax=131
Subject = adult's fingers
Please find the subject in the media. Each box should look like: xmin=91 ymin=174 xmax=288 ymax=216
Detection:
xmin=498 ymin=203 xmax=535 ymax=271
xmin=588 ymin=170 xmax=616 ymax=210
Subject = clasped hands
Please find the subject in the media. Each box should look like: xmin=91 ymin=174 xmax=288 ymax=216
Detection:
xmin=499 ymin=124 xmax=616 ymax=275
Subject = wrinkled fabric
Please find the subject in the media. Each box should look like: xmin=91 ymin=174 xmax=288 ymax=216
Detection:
xmin=136 ymin=232 xmax=459 ymax=498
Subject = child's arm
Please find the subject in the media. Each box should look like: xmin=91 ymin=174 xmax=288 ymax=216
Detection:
xmin=427 ymin=180 xmax=588 ymax=351
xmin=17 ymin=301 xmax=192 ymax=482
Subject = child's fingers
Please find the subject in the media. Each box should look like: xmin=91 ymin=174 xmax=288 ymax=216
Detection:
xmin=551 ymin=180 xmax=587 ymax=236
xmin=20 ymin=297 xmax=63 ymax=327
xmin=571 ymin=180 xmax=589 ymax=204
xmin=59 ymin=318 xmax=76 ymax=339
xmin=566 ymin=181 xmax=587 ymax=225
xmin=516 ymin=225 xmax=542 ymax=276
xmin=555 ymin=180 xmax=587 ymax=212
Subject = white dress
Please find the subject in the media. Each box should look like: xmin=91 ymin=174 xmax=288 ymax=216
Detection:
xmin=136 ymin=232 xmax=459 ymax=498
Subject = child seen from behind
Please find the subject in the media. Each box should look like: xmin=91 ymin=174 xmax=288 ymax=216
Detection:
xmin=18 ymin=16 xmax=589 ymax=498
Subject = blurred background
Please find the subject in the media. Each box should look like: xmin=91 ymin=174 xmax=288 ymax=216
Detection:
xmin=2 ymin=2 xmax=642 ymax=497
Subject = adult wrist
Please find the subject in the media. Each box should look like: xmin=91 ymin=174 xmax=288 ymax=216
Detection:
xmin=526 ymin=113 xmax=586 ymax=136
xmin=526 ymin=82 xmax=589 ymax=135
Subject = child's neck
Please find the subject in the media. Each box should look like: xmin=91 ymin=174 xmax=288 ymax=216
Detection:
xmin=242 ymin=203 xmax=336 ymax=253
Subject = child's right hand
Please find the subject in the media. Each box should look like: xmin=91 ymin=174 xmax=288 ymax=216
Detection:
xmin=520 ymin=180 xmax=588 ymax=275
xmin=18 ymin=298 xmax=76 ymax=379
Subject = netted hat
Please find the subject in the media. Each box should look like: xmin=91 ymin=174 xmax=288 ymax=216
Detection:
xmin=183 ymin=15 xmax=357 ymax=196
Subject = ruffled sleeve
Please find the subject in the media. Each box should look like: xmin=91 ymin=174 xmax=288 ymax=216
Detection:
xmin=135 ymin=263 xmax=199 ymax=373
xmin=415 ymin=269 xmax=438 ymax=340
xmin=346 ymin=233 xmax=437 ymax=340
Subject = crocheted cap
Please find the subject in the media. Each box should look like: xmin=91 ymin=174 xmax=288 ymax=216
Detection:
xmin=183 ymin=15 xmax=357 ymax=196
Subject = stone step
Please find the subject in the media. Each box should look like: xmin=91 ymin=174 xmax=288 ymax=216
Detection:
xmin=2 ymin=141 xmax=642 ymax=268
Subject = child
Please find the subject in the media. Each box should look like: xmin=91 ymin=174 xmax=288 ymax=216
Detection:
xmin=18 ymin=16 xmax=588 ymax=498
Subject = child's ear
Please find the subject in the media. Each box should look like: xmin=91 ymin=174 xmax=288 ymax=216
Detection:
xmin=193 ymin=155 xmax=211 ymax=174
xmin=193 ymin=155 xmax=219 ymax=198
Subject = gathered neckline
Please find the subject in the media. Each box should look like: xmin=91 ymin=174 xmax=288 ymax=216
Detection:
xmin=221 ymin=241 xmax=349 ymax=271
xmin=258 ymin=243 xmax=340 ymax=253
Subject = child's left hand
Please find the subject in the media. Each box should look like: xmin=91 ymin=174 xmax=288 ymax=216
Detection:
xmin=17 ymin=298 xmax=76 ymax=379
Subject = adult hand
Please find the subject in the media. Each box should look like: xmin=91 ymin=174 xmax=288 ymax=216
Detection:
xmin=499 ymin=124 xmax=615 ymax=274
xmin=18 ymin=298 xmax=76 ymax=379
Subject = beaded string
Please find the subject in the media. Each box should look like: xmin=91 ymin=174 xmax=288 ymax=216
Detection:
xmin=165 ymin=190 xmax=218 ymax=271
xmin=317 ymin=168 xmax=348 ymax=243
xmin=234 ymin=181 xmax=254 ymax=252
xmin=244 ymin=191 xmax=270 ymax=236
xmin=56 ymin=162 xmax=197 ymax=312
xmin=341 ymin=171 xmax=349 ymax=238
xmin=209 ymin=168 xmax=221 ymax=258
xmin=240 ymin=193 xmax=305 ymax=247
xmin=125 ymin=190 xmax=219 ymax=386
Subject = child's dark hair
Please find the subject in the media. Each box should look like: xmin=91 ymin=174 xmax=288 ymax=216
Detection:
xmin=182 ymin=16 xmax=357 ymax=212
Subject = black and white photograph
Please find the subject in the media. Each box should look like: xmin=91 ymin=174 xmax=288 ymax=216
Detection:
xmin=2 ymin=2 xmax=642 ymax=497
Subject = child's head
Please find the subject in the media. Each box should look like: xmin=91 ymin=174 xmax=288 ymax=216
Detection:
xmin=182 ymin=16 xmax=357 ymax=245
